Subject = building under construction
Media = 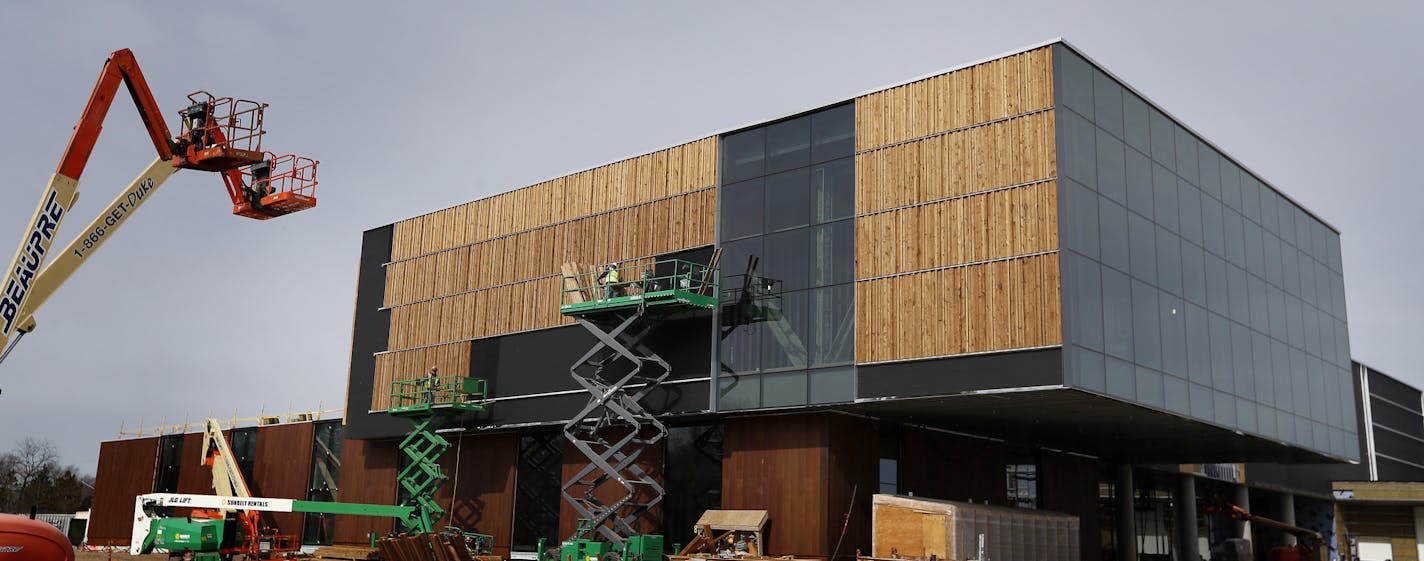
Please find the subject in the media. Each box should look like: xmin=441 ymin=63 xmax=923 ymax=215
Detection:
xmin=87 ymin=40 xmax=1424 ymax=561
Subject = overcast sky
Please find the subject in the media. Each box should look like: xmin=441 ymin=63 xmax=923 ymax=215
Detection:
xmin=0 ymin=2 xmax=1419 ymax=473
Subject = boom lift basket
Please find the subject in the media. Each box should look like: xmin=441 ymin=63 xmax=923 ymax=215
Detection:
xmin=173 ymin=91 xmax=267 ymax=172
xmin=230 ymin=153 xmax=319 ymax=220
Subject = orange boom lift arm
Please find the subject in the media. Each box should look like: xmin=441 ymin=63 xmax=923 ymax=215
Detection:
xmin=0 ymin=48 xmax=318 ymax=372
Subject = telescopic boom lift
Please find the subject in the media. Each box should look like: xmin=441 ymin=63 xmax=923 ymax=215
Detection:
xmin=0 ymin=48 xmax=318 ymax=372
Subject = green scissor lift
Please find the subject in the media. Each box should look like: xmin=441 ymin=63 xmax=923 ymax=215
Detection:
xmin=389 ymin=375 xmax=493 ymax=550
xmin=552 ymin=257 xmax=718 ymax=561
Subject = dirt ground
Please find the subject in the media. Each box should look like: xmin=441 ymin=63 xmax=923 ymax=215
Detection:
xmin=75 ymin=551 xmax=168 ymax=560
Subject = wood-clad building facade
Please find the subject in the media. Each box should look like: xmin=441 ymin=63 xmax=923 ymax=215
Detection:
xmin=91 ymin=40 xmax=1373 ymax=560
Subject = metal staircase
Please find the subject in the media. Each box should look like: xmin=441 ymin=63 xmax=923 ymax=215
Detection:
xmin=558 ymin=257 xmax=718 ymax=545
xmin=388 ymin=375 xmax=489 ymax=533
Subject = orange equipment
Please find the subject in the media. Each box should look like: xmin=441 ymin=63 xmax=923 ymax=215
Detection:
xmin=0 ymin=48 xmax=320 ymax=368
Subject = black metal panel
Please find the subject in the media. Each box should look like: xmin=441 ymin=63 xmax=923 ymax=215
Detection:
xmin=1370 ymin=397 xmax=1424 ymax=441
xmin=1376 ymin=456 xmax=1424 ymax=482
xmin=1368 ymin=370 xmax=1421 ymax=411
xmin=1373 ymin=429 xmax=1424 ymax=467
xmin=344 ymin=226 xmax=408 ymax=440
xmin=857 ymin=349 xmax=1063 ymax=399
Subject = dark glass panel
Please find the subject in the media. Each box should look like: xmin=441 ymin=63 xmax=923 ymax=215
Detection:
xmin=720 ymin=178 xmax=764 ymax=240
xmin=766 ymin=116 xmax=811 ymax=174
xmin=811 ymin=104 xmax=855 ymax=163
xmin=723 ymin=128 xmax=765 ymax=183
xmin=811 ymin=157 xmax=854 ymax=223
xmin=765 ymin=168 xmax=810 ymax=232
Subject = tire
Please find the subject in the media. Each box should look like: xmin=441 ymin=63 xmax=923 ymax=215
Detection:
xmin=601 ymin=551 xmax=622 ymax=561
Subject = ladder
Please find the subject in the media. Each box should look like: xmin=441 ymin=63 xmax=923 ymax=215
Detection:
xmin=558 ymin=256 xmax=719 ymax=545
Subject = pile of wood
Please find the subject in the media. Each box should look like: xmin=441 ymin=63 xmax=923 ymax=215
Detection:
xmin=374 ymin=532 xmax=494 ymax=561
xmin=310 ymin=544 xmax=380 ymax=560
xmin=560 ymin=262 xmax=605 ymax=303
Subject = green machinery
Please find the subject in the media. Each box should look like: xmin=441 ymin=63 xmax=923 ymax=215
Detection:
xmin=389 ymin=374 xmax=492 ymax=546
xmin=135 ymin=493 xmax=417 ymax=560
xmin=554 ymin=256 xmax=719 ymax=560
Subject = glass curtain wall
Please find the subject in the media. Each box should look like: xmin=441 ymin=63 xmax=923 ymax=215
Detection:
xmin=718 ymin=103 xmax=856 ymax=410
xmin=1054 ymin=44 xmax=1357 ymax=460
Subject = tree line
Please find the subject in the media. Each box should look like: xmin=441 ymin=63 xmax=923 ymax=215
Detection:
xmin=0 ymin=438 xmax=93 ymax=514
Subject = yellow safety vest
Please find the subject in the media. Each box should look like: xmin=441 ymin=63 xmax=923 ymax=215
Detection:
xmin=605 ymin=268 xmax=620 ymax=284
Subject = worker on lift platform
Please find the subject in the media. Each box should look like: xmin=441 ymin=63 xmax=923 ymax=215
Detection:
xmin=597 ymin=262 xmax=621 ymax=300
xmin=423 ymin=366 xmax=439 ymax=404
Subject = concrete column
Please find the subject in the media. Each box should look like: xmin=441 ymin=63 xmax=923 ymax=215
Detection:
xmin=1235 ymin=484 xmax=1252 ymax=544
xmin=1175 ymin=474 xmax=1199 ymax=561
xmin=1280 ymin=492 xmax=1297 ymax=546
xmin=1118 ymin=465 xmax=1137 ymax=561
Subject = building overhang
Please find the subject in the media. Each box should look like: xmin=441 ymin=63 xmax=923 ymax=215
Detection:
xmin=848 ymin=386 xmax=1354 ymax=465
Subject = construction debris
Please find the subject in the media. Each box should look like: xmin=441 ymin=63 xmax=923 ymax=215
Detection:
xmin=376 ymin=532 xmax=498 ymax=561
xmin=675 ymin=510 xmax=769 ymax=559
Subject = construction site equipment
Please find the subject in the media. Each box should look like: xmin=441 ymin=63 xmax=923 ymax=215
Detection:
xmin=538 ymin=522 xmax=665 ymax=561
xmin=1200 ymin=496 xmax=1327 ymax=561
xmin=0 ymin=513 xmax=74 ymax=561
xmin=557 ymin=254 xmax=719 ymax=549
xmin=868 ymin=494 xmax=1080 ymax=561
xmin=132 ymin=493 xmax=416 ymax=560
xmin=388 ymin=374 xmax=491 ymax=539
xmin=0 ymin=48 xmax=318 ymax=372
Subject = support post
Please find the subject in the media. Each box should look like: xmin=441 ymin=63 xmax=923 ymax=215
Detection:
xmin=1235 ymin=483 xmax=1252 ymax=543
xmin=1176 ymin=473 xmax=1199 ymax=561
xmin=1118 ymin=465 xmax=1137 ymax=561
xmin=1280 ymin=492 xmax=1297 ymax=546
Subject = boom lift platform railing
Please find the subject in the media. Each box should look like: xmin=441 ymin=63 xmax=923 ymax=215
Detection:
xmin=557 ymin=254 xmax=719 ymax=548
xmin=0 ymin=49 xmax=319 ymax=374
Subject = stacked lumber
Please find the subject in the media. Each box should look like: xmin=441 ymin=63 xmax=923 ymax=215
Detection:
xmin=311 ymin=544 xmax=379 ymax=560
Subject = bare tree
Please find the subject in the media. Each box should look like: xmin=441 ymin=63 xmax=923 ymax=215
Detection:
xmin=12 ymin=437 xmax=58 ymax=492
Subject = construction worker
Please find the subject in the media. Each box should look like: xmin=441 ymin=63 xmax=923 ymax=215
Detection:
xmin=423 ymin=366 xmax=439 ymax=404
xmin=597 ymin=262 xmax=621 ymax=300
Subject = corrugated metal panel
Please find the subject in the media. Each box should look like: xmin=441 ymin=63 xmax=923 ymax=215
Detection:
xmin=252 ymin=422 xmax=315 ymax=539
xmin=88 ymin=438 xmax=159 ymax=546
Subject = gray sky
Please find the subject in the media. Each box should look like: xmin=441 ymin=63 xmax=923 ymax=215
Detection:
xmin=0 ymin=1 xmax=1419 ymax=473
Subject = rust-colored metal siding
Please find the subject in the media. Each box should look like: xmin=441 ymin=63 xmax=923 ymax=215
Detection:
xmin=89 ymin=438 xmax=159 ymax=546
xmin=1039 ymin=450 xmax=1100 ymax=559
xmin=898 ymin=426 xmax=1007 ymax=505
xmin=433 ymin=433 xmax=517 ymax=558
xmin=559 ymin=434 xmax=665 ymax=540
xmin=251 ymin=422 xmax=315 ymax=538
xmin=722 ymin=413 xmax=873 ymax=558
xmin=332 ymin=438 xmax=398 ymax=544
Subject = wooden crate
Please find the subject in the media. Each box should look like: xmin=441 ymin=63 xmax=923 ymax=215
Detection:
xmin=870 ymin=494 xmax=1078 ymax=561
